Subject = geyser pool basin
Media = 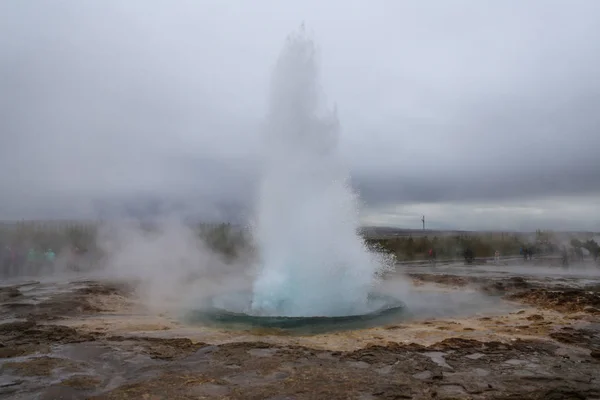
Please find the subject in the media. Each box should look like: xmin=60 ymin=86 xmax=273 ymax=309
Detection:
xmin=185 ymin=291 xmax=406 ymax=334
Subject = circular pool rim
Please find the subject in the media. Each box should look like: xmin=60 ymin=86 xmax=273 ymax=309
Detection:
xmin=184 ymin=291 xmax=406 ymax=333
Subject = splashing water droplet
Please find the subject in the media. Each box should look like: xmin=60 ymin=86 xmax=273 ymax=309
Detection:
xmin=250 ymin=27 xmax=395 ymax=317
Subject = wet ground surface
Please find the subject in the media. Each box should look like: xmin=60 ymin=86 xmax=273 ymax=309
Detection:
xmin=1 ymin=262 xmax=600 ymax=399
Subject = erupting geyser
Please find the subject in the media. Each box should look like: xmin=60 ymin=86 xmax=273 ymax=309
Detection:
xmin=249 ymin=27 xmax=394 ymax=317
xmin=187 ymin=27 xmax=402 ymax=330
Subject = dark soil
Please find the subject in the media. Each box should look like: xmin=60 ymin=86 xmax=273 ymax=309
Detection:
xmin=0 ymin=321 xmax=98 ymax=358
xmin=1 ymin=278 xmax=600 ymax=399
xmin=107 ymin=336 xmax=208 ymax=360
xmin=409 ymin=274 xmax=533 ymax=295
xmin=86 ymin=338 xmax=600 ymax=400
xmin=505 ymin=288 xmax=600 ymax=313
xmin=0 ymin=287 xmax=21 ymax=302
xmin=2 ymin=356 xmax=83 ymax=377
xmin=75 ymin=282 xmax=132 ymax=297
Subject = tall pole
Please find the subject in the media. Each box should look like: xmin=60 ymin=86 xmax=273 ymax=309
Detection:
xmin=422 ymin=215 xmax=425 ymax=230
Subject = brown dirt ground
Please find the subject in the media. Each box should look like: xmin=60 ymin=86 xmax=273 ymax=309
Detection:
xmin=1 ymin=274 xmax=600 ymax=399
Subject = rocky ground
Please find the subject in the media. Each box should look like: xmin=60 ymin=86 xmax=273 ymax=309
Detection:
xmin=1 ymin=265 xmax=600 ymax=399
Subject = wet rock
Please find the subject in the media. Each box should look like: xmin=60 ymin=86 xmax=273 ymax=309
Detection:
xmin=506 ymin=289 xmax=600 ymax=313
xmin=315 ymin=352 xmax=334 ymax=360
xmin=504 ymin=358 xmax=528 ymax=366
xmin=541 ymin=387 xmax=591 ymax=400
xmin=39 ymin=386 xmax=88 ymax=400
xmin=548 ymin=327 xmax=600 ymax=353
xmin=75 ymin=282 xmax=131 ymax=296
xmin=465 ymin=352 xmax=485 ymax=360
xmin=346 ymin=361 xmax=370 ymax=369
xmin=0 ymin=287 xmax=21 ymax=302
xmin=60 ymin=375 xmax=102 ymax=390
xmin=342 ymin=342 xmax=425 ymax=364
xmin=508 ymin=276 xmax=530 ymax=288
xmin=431 ymin=337 xmax=486 ymax=351
xmin=266 ymin=371 xmax=290 ymax=381
xmin=0 ymin=343 xmax=51 ymax=358
xmin=372 ymin=383 xmax=413 ymax=399
xmin=551 ymin=331 xmax=582 ymax=344
xmin=472 ymin=367 xmax=490 ymax=377
xmin=408 ymin=273 xmax=470 ymax=287
xmin=383 ymin=324 xmax=406 ymax=330
xmin=509 ymin=339 xmax=558 ymax=355
xmin=435 ymin=384 xmax=468 ymax=399
xmin=412 ymin=370 xmax=432 ymax=380
xmin=248 ymin=348 xmax=278 ymax=357
xmin=555 ymin=347 xmax=572 ymax=358
xmin=187 ymin=382 xmax=230 ymax=396
xmin=107 ymin=336 xmax=207 ymax=360
xmin=2 ymin=356 xmax=82 ymax=376
xmin=0 ymin=378 xmax=23 ymax=389
xmin=212 ymin=341 xmax=276 ymax=365
xmin=423 ymin=352 xmax=453 ymax=369
xmin=26 ymin=297 xmax=101 ymax=321
xmin=376 ymin=365 xmax=393 ymax=375
xmin=224 ymin=371 xmax=270 ymax=386
xmin=482 ymin=281 xmax=507 ymax=295
xmin=5 ymin=278 xmax=600 ymax=399
xmin=0 ymin=321 xmax=97 ymax=359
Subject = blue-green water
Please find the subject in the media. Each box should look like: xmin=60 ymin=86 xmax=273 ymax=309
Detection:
xmin=185 ymin=291 xmax=406 ymax=334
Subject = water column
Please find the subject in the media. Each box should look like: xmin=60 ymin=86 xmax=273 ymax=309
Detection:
xmin=250 ymin=27 xmax=392 ymax=317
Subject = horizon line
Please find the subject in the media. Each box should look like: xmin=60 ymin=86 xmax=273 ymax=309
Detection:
xmin=0 ymin=219 xmax=597 ymax=235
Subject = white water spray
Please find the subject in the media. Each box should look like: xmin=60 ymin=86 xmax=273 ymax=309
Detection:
xmin=250 ymin=27 xmax=393 ymax=317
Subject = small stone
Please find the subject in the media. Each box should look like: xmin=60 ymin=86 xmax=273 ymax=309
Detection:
xmin=554 ymin=348 xmax=571 ymax=358
xmin=473 ymin=368 xmax=490 ymax=377
xmin=504 ymin=359 xmax=527 ymax=365
xmin=346 ymin=361 xmax=370 ymax=369
xmin=376 ymin=365 xmax=393 ymax=375
xmin=465 ymin=353 xmax=485 ymax=360
xmin=423 ymin=352 xmax=453 ymax=369
xmin=412 ymin=371 xmax=432 ymax=380
xmin=248 ymin=348 xmax=277 ymax=357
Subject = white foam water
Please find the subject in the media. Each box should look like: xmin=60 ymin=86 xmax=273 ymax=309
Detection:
xmin=250 ymin=27 xmax=394 ymax=317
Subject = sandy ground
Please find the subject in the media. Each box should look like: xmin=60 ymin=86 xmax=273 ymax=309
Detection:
xmin=1 ymin=263 xmax=600 ymax=399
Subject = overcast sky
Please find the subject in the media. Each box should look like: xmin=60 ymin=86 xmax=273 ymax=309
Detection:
xmin=1 ymin=0 xmax=599 ymax=231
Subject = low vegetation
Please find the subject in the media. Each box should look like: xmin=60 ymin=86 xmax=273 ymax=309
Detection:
xmin=368 ymin=229 xmax=599 ymax=261
xmin=0 ymin=221 xmax=597 ymax=264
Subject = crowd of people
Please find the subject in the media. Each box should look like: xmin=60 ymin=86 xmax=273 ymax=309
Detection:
xmin=0 ymin=245 xmax=90 ymax=278
xmin=520 ymin=246 xmax=534 ymax=261
xmin=427 ymin=244 xmax=598 ymax=267
xmin=1 ymin=245 xmax=58 ymax=277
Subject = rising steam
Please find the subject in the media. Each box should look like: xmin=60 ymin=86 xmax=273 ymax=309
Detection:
xmin=250 ymin=27 xmax=395 ymax=317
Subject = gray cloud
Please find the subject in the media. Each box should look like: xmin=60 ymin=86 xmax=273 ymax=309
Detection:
xmin=1 ymin=1 xmax=599 ymax=230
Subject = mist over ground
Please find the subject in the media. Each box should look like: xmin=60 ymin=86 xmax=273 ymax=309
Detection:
xmin=1 ymin=1 xmax=600 ymax=230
